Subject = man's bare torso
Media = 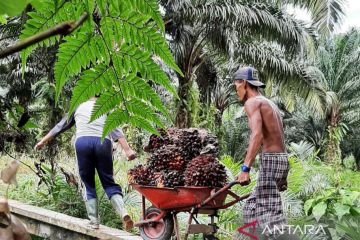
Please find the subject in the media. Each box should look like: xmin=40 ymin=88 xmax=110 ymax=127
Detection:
xmin=245 ymin=96 xmax=285 ymax=153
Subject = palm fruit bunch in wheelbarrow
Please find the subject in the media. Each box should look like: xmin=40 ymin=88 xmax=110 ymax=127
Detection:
xmin=184 ymin=155 xmax=227 ymax=187
xmin=128 ymin=128 xmax=227 ymax=188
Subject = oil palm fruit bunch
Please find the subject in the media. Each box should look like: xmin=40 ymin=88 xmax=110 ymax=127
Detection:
xmin=162 ymin=170 xmax=184 ymax=188
xmin=127 ymin=165 xmax=151 ymax=185
xmin=147 ymin=144 xmax=186 ymax=171
xmin=130 ymin=128 xmax=224 ymax=188
xmin=144 ymin=128 xmax=171 ymax=153
xmin=184 ymin=155 xmax=227 ymax=187
xmin=176 ymin=129 xmax=203 ymax=161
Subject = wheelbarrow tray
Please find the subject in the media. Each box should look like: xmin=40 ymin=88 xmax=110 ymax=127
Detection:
xmin=131 ymin=184 xmax=227 ymax=210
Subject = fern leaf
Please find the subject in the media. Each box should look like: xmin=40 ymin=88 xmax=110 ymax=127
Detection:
xmin=102 ymin=109 xmax=130 ymax=140
xmin=113 ymin=45 xmax=177 ymax=96
xmin=129 ymin=115 xmax=159 ymax=135
xmin=96 ymin=0 xmax=107 ymax=15
xmin=127 ymin=98 xmax=165 ymax=128
xmin=55 ymin=32 xmax=100 ymax=101
xmin=121 ymin=0 xmax=165 ymax=33
xmin=107 ymin=16 xmax=182 ymax=75
xmin=69 ymin=64 xmax=114 ymax=115
xmin=83 ymin=0 xmax=95 ymax=15
xmin=55 ymin=34 xmax=111 ymax=98
xmin=91 ymin=90 xmax=122 ymax=122
xmin=121 ymin=74 xmax=169 ymax=118
xmin=20 ymin=0 xmax=75 ymax=67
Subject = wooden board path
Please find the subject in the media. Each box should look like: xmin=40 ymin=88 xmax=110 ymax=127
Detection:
xmin=8 ymin=200 xmax=142 ymax=240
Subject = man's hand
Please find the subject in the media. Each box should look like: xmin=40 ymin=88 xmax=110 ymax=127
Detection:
xmin=34 ymin=140 xmax=46 ymax=151
xmin=124 ymin=148 xmax=136 ymax=161
xmin=237 ymin=172 xmax=251 ymax=186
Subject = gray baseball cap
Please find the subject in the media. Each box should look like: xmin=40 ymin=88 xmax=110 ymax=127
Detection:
xmin=233 ymin=66 xmax=266 ymax=88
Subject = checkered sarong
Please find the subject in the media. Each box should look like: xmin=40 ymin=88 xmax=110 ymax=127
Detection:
xmin=243 ymin=153 xmax=289 ymax=239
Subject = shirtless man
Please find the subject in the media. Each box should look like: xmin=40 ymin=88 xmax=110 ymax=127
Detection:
xmin=234 ymin=67 xmax=292 ymax=239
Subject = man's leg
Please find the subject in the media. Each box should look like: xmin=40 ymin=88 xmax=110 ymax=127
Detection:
xmin=243 ymin=192 xmax=257 ymax=225
xmin=75 ymin=137 xmax=98 ymax=229
xmin=255 ymin=154 xmax=289 ymax=240
xmin=94 ymin=138 xmax=134 ymax=231
xmin=243 ymin=184 xmax=273 ymax=240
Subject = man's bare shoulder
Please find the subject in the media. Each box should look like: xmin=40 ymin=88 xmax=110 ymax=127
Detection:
xmin=244 ymin=97 xmax=262 ymax=112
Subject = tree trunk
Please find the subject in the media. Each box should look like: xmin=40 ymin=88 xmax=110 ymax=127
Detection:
xmin=324 ymin=108 xmax=341 ymax=166
xmin=324 ymin=126 xmax=342 ymax=166
xmin=175 ymin=76 xmax=192 ymax=128
xmin=214 ymin=110 xmax=223 ymax=128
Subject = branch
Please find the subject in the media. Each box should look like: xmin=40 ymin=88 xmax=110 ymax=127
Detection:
xmin=0 ymin=12 xmax=89 ymax=59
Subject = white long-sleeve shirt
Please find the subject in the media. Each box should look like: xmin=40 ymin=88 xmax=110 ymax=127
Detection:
xmin=48 ymin=99 xmax=123 ymax=140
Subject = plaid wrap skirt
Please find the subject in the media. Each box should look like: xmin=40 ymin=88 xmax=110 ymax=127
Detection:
xmin=243 ymin=153 xmax=290 ymax=239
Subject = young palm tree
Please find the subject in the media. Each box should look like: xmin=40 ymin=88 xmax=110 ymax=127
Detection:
xmin=161 ymin=0 xmax=345 ymax=128
xmin=313 ymin=29 xmax=360 ymax=165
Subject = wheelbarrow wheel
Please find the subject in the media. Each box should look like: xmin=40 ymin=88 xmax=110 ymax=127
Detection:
xmin=140 ymin=207 xmax=174 ymax=240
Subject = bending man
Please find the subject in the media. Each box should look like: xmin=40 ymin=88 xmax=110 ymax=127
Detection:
xmin=34 ymin=96 xmax=135 ymax=231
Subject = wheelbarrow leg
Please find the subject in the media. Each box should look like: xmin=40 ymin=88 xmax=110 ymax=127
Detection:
xmin=141 ymin=195 xmax=146 ymax=220
xmin=173 ymin=213 xmax=181 ymax=240
xmin=184 ymin=209 xmax=195 ymax=240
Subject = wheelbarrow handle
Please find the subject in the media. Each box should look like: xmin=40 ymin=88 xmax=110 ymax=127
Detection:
xmin=226 ymin=180 xmax=241 ymax=189
xmin=198 ymin=181 xmax=240 ymax=208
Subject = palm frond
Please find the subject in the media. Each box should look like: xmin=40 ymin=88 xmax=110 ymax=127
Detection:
xmin=279 ymin=0 xmax=346 ymax=35
xmin=289 ymin=141 xmax=316 ymax=161
xmin=175 ymin=1 xmax=315 ymax=53
xmin=281 ymin=191 xmax=304 ymax=219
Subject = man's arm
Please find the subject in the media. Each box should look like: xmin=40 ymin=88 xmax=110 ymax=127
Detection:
xmin=110 ymin=128 xmax=136 ymax=161
xmin=34 ymin=114 xmax=75 ymax=150
xmin=243 ymin=99 xmax=263 ymax=168
xmin=238 ymin=99 xmax=263 ymax=185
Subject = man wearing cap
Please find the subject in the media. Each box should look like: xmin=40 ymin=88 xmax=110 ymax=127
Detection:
xmin=234 ymin=66 xmax=292 ymax=239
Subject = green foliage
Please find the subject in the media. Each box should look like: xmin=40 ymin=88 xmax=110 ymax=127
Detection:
xmin=221 ymin=106 xmax=249 ymax=161
xmin=55 ymin=33 xmax=105 ymax=100
xmin=335 ymin=216 xmax=360 ymax=240
xmin=69 ymin=64 xmax=114 ymax=114
xmin=273 ymin=0 xmax=345 ymax=36
xmin=0 ymin=0 xmax=28 ymax=17
xmin=0 ymin=15 xmax=7 ymax=24
xmin=6 ymin=171 xmax=87 ymax=218
xmin=20 ymin=0 xmax=182 ymax=138
xmin=313 ymin=30 xmax=360 ymax=163
xmin=304 ymin=185 xmax=360 ymax=222
xmin=342 ymin=154 xmax=356 ymax=170
xmin=20 ymin=0 xmax=75 ymax=69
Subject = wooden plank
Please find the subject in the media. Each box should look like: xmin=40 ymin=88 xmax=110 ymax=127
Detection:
xmin=188 ymin=224 xmax=215 ymax=234
xmin=8 ymin=200 xmax=142 ymax=240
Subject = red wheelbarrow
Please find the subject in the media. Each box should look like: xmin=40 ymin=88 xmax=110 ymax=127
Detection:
xmin=131 ymin=181 xmax=250 ymax=240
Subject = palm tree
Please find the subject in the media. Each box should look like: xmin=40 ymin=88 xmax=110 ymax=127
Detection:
xmin=161 ymin=0 xmax=345 ymax=128
xmin=313 ymin=29 xmax=360 ymax=165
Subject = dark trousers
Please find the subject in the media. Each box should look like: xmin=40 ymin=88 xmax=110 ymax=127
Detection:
xmin=75 ymin=136 xmax=122 ymax=200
